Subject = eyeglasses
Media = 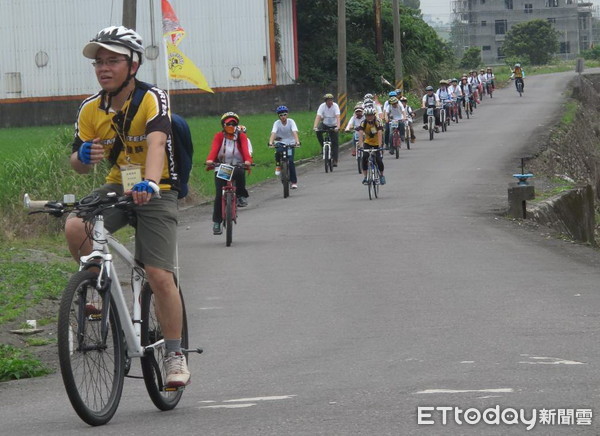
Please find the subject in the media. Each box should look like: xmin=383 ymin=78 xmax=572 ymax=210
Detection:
xmin=92 ymin=58 xmax=128 ymax=68
xmin=225 ymin=122 xmax=238 ymax=126
xmin=278 ymin=113 xmax=288 ymax=117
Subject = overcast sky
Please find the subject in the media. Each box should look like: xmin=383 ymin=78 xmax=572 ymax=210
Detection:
xmin=420 ymin=0 xmax=452 ymax=19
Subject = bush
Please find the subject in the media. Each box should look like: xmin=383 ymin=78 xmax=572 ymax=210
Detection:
xmin=459 ymin=47 xmax=482 ymax=70
xmin=0 ymin=344 xmax=52 ymax=381
xmin=581 ymin=46 xmax=600 ymax=61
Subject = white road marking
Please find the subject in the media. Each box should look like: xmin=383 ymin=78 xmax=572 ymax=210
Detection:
xmin=224 ymin=395 xmax=296 ymax=402
xmin=200 ymin=403 xmax=256 ymax=409
xmin=519 ymin=356 xmax=585 ymax=365
xmin=415 ymin=388 xmax=513 ymax=394
xmin=198 ymin=306 xmax=223 ymax=310
xmin=460 ymin=361 xmax=475 ymax=364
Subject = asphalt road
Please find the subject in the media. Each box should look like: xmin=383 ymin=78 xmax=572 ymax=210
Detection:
xmin=3 ymin=70 xmax=600 ymax=435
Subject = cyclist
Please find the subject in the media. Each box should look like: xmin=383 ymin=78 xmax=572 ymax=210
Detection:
xmin=399 ymin=96 xmax=417 ymax=142
xmin=468 ymin=70 xmax=481 ymax=104
xmin=206 ymin=112 xmax=253 ymax=234
xmin=269 ymin=105 xmax=300 ymax=189
xmin=448 ymin=78 xmax=463 ymax=119
xmin=345 ymin=103 xmax=365 ymax=156
xmin=384 ymin=96 xmax=405 ymax=152
xmin=65 ymin=26 xmax=190 ymax=388
xmin=511 ymin=63 xmax=525 ymax=92
xmin=436 ymin=80 xmax=452 ymax=126
xmin=382 ymin=90 xmax=397 ymax=114
xmin=459 ymin=76 xmax=473 ymax=115
xmin=313 ymin=93 xmax=340 ymax=166
xmin=484 ymin=67 xmax=495 ymax=93
xmin=357 ymin=106 xmax=385 ymax=185
xmin=421 ymin=85 xmax=440 ymax=133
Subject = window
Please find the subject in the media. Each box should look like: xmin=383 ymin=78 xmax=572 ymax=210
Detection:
xmin=505 ymin=0 xmax=513 ymax=9
xmin=524 ymin=4 xmax=533 ymax=13
xmin=495 ymin=19 xmax=507 ymax=35
xmin=545 ymin=0 xmax=558 ymax=7
xmin=497 ymin=47 xmax=505 ymax=59
xmin=547 ymin=17 xmax=556 ymax=24
xmin=560 ymin=41 xmax=571 ymax=53
xmin=482 ymin=45 xmax=491 ymax=51
xmin=481 ymin=20 xmax=487 ymax=26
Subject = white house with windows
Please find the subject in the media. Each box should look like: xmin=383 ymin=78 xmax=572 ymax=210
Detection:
xmin=452 ymin=0 xmax=594 ymax=64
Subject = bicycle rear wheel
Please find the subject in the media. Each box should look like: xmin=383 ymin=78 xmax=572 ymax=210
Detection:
xmin=225 ymin=193 xmax=233 ymax=247
xmin=58 ymin=270 xmax=125 ymax=426
xmin=140 ymin=281 xmax=189 ymax=411
xmin=356 ymin=150 xmax=362 ymax=174
xmin=392 ymin=130 xmax=400 ymax=159
xmin=281 ymin=160 xmax=289 ymax=198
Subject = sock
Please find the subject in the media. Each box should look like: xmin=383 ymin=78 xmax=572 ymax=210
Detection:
xmin=165 ymin=338 xmax=182 ymax=354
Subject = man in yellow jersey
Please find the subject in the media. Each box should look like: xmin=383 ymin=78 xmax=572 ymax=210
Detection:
xmin=65 ymin=26 xmax=190 ymax=388
xmin=357 ymin=106 xmax=386 ymax=185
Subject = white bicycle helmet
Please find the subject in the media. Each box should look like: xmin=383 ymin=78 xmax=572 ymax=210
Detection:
xmin=84 ymin=26 xmax=145 ymax=64
xmin=364 ymin=106 xmax=376 ymax=115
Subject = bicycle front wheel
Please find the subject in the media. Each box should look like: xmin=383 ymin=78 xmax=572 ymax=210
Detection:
xmin=58 ymin=270 xmax=125 ymax=426
xmin=324 ymin=145 xmax=330 ymax=173
xmin=140 ymin=281 xmax=189 ymax=411
xmin=225 ymin=193 xmax=233 ymax=247
xmin=281 ymin=160 xmax=289 ymax=198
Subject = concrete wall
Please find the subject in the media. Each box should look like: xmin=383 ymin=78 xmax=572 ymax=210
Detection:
xmin=0 ymin=84 xmax=323 ymax=128
xmin=528 ymin=185 xmax=596 ymax=245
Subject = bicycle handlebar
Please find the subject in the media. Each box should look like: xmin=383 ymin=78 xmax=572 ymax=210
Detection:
xmin=24 ymin=192 xmax=134 ymax=218
xmin=269 ymin=142 xmax=299 ymax=148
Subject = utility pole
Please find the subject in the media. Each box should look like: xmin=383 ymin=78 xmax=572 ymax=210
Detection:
xmin=392 ymin=0 xmax=404 ymax=94
xmin=123 ymin=0 xmax=137 ymax=29
xmin=374 ymin=0 xmax=384 ymax=63
xmin=338 ymin=0 xmax=347 ymax=129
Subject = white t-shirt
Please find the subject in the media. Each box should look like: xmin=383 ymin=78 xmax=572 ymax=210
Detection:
xmin=271 ymin=118 xmax=299 ymax=145
xmin=386 ymin=104 xmax=405 ymax=121
xmin=218 ymin=137 xmax=243 ymax=165
xmin=317 ymin=102 xmax=340 ymax=127
xmin=345 ymin=114 xmax=365 ymax=131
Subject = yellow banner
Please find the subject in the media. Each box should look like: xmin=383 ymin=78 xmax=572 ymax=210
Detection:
xmin=166 ymin=42 xmax=213 ymax=93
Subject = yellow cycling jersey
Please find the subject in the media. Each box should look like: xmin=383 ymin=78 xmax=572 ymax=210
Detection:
xmin=72 ymin=85 xmax=175 ymax=191
xmin=358 ymin=118 xmax=384 ymax=146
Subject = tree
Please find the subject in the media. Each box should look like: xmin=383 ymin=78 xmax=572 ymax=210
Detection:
xmin=296 ymin=0 xmax=454 ymax=93
xmin=459 ymin=47 xmax=481 ymax=70
xmin=502 ymin=19 xmax=559 ymax=65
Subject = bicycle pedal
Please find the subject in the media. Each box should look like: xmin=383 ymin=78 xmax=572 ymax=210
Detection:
xmin=164 ymin=385 xmax=186 ymax=392
xmin=182 ymin=347 xmax=203 ymax=355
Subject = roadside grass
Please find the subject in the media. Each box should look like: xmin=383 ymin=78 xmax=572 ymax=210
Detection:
xmin=530 ymin=177 xmax=576 ymax=203
xmin=0 ymin=344 xmax=52 ymax=382
xmin=0 ymin=236 xmax=75 ymax=325
xmin=560 ymin=100 xmax=579 ymax=125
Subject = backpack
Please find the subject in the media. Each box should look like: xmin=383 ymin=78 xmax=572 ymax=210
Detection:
xmin=109 ymin=81 xmax=194 ymax=199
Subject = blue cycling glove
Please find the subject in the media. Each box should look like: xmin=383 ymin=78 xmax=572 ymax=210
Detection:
xmin=77 ymin=141 xmax=94 ymax=164
xmin=132 ymin=179 xmax=160 ymax=196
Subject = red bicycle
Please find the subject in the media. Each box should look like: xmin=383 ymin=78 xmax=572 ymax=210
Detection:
xmin=207 ymin=163 xmax=251 ymax=247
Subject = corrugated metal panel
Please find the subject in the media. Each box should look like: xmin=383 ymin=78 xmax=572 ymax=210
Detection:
xmin=0 ymin=0 xmax=297 ymax=99
xmin=276 ymin=0 xmax=297 ymax=85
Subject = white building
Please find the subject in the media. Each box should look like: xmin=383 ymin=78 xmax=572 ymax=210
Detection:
xmin=0 ymin=0 xmax=298 ymax=100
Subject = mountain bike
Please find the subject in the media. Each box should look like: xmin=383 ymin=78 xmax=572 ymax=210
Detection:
xmin=364 ymin=148 xmax=382 ymax=200
xmin=389 ymin=120 xmax=401 ymax=159
xmin=270 ymin=141 xmax=299 ymax=199
xmin=208 ymin=163 xmax=252 ymax=247
xmin=516 ymin=78 xmax=524 ymax=97
xmin=354 ymin=130 xmax=363 ymax=174
xmin=403 ymin=119 xmax=412 ymax=150
xmin=426 ymin=107 xmax=436 ymax=141
xmin=24 ymin=192 xmax=201 ymax=426
xmin=485 ymin=80 xmax=494 ymax=98
xmin=318 ymin=128 xmax=334 ymax=173
xmin=449 ymin=99 xmax=459 ymax=124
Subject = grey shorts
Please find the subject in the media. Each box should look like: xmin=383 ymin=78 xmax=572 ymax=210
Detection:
xmin=71 ymin=184 xmax=179 ymax=272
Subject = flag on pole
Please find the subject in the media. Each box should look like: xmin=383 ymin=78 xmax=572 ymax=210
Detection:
xmin=166 ymin=42 xmax=214 ymax=93
xmin=161 ymin=0 xmax=185 ymax=46
xmin=161 ymin=0 xmax=213 ymax=93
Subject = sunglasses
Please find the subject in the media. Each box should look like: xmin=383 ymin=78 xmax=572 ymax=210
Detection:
xmin=278 ymin=113 xmax=288 ymax=117
xmin=225 ymin=122 xmax=238 ymax=126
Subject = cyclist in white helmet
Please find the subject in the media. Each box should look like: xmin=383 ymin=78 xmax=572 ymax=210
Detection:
xmin=66 ymin=26 xmax=191 ymax=388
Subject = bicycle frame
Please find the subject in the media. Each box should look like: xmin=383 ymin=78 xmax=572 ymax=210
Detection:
xmin=80 ymin=216 xmax=152 ymax=359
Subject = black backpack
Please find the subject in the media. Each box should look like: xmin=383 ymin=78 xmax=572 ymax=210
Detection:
xmin=109 ymin=81 xmax=194 ymax=199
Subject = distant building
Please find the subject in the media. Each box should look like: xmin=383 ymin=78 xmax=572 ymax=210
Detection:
xmin=452 ymin=0 xmax=595 ymax=64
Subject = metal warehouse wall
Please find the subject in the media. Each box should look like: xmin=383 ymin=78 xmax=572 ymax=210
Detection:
xmin=0 ymin=0 xmax=296 ymax=101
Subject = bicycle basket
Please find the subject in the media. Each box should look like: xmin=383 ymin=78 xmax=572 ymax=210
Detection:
xmin=216 ymin=164 xmax=235 ymax=181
